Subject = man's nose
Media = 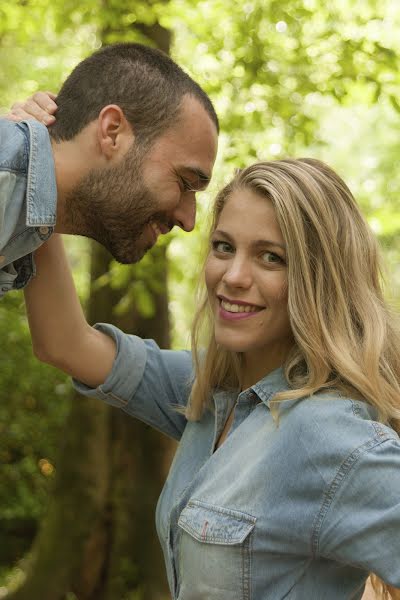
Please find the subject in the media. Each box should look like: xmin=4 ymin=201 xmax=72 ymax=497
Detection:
xmin=173 ymin=193 xmax=196 ymax=232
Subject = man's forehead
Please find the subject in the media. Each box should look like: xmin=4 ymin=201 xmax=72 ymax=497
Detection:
xmin=174 ymin=96 xmax=218 ymax=150
xmin=148 ymin=97 xmax=218 ymax=182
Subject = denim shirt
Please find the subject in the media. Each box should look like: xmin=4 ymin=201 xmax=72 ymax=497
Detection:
xmin=0 ymin=119 xmax=56 ymax=297
xmin=74 ymin=323 xmax=400 ymax=600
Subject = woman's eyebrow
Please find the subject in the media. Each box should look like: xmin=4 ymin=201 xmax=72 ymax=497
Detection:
xmin=213 ymin=229 xmax=286 ymax=250
xmin=212 ymin=229 xmax=232 ymax=239
xmin=252 ymin=239 xmax=286 ymax=251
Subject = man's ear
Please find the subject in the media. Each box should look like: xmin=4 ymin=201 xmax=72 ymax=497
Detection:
xmin=97 ymin=105 xmax=134 ymax=160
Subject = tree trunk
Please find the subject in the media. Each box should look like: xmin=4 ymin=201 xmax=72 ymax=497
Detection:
xmin=74 ymin=243 xmax=172 ymax=600
xmin=6 ymin=393 xmax=110 ymax=600
xmin=7 ymin=17 xmax=174 ymax=600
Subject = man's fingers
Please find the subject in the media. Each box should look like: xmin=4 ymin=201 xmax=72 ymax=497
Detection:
xmin=44 ymin=91 xmax=58 ymax=103
xmin=5 ymin=107 xmax=32 ymax=121
xmin=32 ymin=91 xmax=58 ymax=114
xmin=10 ymin=97 xmax=55 ymax=124
xmin=7 ymin=106 xmax=54 ymax=125
xmin=3 ymin=113 xmax=20 ymax=122
xmin=10 ymin=101 xmax=24 ymax=111
xmin=8 ymin=91 xmax=58 ymax=125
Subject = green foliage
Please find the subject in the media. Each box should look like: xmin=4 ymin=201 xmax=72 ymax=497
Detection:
xmin=92 ymin=242 xmax=168 ymax=319
xmin=0 ymin=238 xmax=88 ymax=573
xmin=0 ymin=0 xmax=94 ymax=113
xmin=167 ymin=0 xmax=400 ymax=342
xmin=169 ymin=0 xmax=400 ymax=157
xmin=0 ymin=293 xmax=70 ymax=522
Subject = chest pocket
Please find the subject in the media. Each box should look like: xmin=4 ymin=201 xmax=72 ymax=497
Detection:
xmin=177 ymin=500 xmax=256 ymax=600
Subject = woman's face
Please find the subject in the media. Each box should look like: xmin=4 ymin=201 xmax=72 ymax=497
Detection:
xmin=205 ymin=187 xmax=293 ymax=381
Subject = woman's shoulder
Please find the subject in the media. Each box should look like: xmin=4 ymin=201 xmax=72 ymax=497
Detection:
xmin=279 ymin=390 xmax=400 ymax=462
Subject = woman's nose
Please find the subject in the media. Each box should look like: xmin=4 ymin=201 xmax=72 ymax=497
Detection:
xmin=222 ymin=258 xmax=252 ymax=288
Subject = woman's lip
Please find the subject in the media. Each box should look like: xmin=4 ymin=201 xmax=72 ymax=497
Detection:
xmin=218 ymin=304 xmax=264 ymax=321
xmin=217 ymin=295 xmax=265 ymax=308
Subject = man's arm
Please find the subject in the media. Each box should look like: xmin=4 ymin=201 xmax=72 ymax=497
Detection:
xmin=9 ymin=94 xmax=115 ymax=385
xmin=25 ymin=234 xmax=117 ymax=388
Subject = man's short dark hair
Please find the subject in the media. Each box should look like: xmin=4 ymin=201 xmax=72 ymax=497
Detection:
xmin=49 ymin=43 xmax=219 ymax=145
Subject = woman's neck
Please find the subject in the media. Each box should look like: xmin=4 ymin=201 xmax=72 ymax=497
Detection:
xmin=241 ymin=344 xmax=292 ymax=390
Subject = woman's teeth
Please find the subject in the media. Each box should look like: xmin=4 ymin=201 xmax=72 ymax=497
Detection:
xmin=221 ymin=300 xmax=260 ymax=313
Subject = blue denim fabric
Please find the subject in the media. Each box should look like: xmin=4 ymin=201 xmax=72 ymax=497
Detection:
xmin=0 ymin=119 xmax=56 ymax=297
xmin=74 ymin=323 xmax=400 ymax=599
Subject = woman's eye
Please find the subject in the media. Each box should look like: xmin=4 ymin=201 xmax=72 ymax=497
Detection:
xmin=261 ymin=251 xmax=283 ymax=264
xmin=212 ymin=240 xmax=233 ymax=254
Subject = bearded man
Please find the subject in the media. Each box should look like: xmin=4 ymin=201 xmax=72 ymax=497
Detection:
xmin=0 ymin=42 xmax=218 ymax=297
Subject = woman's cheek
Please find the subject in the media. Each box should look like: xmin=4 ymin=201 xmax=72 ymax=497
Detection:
xmin=204 ymin=256 xmax=217 ymax=291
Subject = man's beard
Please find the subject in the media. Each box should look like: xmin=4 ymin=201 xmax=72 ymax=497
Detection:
xmin=63 ymin=145 xmax=169 ymax=263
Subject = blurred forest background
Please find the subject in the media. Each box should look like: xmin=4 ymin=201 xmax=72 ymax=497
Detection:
xmin=0 ymin=0 xmax=399 ymax=599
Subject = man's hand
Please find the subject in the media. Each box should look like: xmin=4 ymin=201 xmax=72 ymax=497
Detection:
xmin=6 ymin=91 xmax=58 ymax=124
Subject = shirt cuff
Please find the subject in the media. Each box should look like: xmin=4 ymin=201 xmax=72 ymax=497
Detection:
xmin=72 ymin=323 xmax=147 ymax=408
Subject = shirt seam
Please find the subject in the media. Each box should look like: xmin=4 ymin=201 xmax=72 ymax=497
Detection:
xmin=98 ymin=389 xmax=127 ymax=405
xmin=155 ymin=350 xmax=191 ymax=439
xmin=160 ymin=355 xmax=192 ymax=411
xmin=311 ymin=434 xmax=396 ymax=557
xmin=23 ymin=121 xmax=57 ymax=226
xmin=5 ymin=226 xmax=41 ymax=247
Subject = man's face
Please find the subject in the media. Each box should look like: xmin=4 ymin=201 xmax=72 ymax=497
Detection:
xmin=65 ymin=96 xmax=218 ymax=264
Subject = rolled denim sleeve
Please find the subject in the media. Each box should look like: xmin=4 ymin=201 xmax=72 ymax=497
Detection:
xmin=73 ymin=323 xmax=192 ymax=441
xmin=317 ymin=433 xmax=400 ymax=586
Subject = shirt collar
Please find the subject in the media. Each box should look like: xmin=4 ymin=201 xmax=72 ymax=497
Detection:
xmin=212 ymin=366 xmax=289 ymax=410
xmin=22 ymin=120 xmax=57 ymax=227
xmin=251 ymin=366 xmax=288 ymax=408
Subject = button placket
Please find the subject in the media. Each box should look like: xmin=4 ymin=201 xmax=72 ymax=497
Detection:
xmin=35 ymin=226 xmax=53 ymax=240
xmin=231 ymin=390 xmax=258 ymax=433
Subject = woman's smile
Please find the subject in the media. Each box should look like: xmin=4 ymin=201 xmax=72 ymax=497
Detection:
xmin=218 ymin=295 xmax=266 ymax=320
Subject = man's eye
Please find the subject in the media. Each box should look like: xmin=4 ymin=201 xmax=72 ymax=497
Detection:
xmin=180 ymin=177 xmax=195 ymax=192
xmin=212 ymin=240 xmax=233 ymax=253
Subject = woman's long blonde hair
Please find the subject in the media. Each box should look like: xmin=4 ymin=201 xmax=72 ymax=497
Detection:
xmin=187 ymin=158 xmax=400 ymax=599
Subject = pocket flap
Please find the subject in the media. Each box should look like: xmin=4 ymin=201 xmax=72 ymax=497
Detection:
xmin=178 ymin=500 xmax=256 ymax=545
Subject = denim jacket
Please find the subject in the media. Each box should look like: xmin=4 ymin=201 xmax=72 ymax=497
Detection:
xmin=74 ymin=323 xmax=400 ymax=600
xmin=0 ymin=119 xmax=56 ymax=297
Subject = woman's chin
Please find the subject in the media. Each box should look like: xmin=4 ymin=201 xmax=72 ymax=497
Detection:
xmin=214 ymin=335 xmax=250 ymax=354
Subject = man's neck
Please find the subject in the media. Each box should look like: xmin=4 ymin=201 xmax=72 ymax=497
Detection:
xmin=51 ymin=127 xmax=98 ymax=234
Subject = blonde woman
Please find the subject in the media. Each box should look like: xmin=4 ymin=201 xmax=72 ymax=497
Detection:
xmin=23 ymin=157 xmax=400 ymax=599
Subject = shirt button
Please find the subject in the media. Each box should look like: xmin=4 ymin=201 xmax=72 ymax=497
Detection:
xmin=39 ymin=226 xmax=50 ymax=235
xmin=0 ymin=255 xmax=5 ymax=265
